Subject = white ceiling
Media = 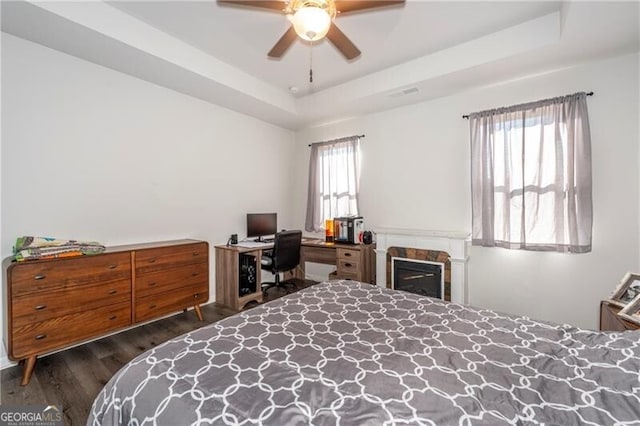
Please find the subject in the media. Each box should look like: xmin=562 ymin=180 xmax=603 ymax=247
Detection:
xmin=2 ymin=1 xmax=639 ymax=129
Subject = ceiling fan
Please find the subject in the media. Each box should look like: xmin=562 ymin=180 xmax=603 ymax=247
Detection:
xmin=218 ymin=0 xmax=405 ymax=60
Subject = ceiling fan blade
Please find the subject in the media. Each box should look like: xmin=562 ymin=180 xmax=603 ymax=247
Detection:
xmin=326 ymin=24 xmax=361 ymax=60
xmin=218 ymin=0 xmax=286 ymax=12
xmin=334 ymin=0 xmax=405 ymax=14
xmin=268 ymin=26 xmax=298 ymax=58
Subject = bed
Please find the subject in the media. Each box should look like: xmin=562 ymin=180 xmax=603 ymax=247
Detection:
xmin=88 ymin=280 xmax=640 ymax=425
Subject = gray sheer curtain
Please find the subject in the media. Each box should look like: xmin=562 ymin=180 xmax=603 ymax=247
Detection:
xmin=305 ymin=136 xmax=361 ymax=232
xmin=470 ymin=92 xmax=592 ymax=253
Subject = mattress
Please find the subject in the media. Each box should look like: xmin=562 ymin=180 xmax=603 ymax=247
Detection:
xmin=88 ymin=280 xmax=640 ymax=425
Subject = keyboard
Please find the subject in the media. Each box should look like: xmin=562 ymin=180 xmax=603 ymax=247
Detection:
xmin=236 ymin=241 xmax=271 ymax=248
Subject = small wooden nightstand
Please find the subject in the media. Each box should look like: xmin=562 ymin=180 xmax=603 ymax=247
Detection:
xmin=600 ymin=300 xmax=640 ymax=331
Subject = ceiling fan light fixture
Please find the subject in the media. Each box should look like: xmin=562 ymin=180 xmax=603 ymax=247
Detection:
xmin=292 ymin=6 xmax=331 ymax=41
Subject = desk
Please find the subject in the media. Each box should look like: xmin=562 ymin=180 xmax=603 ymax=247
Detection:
xmin=215 ymin=239 xmax=376 ymax=310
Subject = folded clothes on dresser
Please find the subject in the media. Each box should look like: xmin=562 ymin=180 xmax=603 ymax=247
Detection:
xmin=13 ymin=235 xmax=105 ymax=261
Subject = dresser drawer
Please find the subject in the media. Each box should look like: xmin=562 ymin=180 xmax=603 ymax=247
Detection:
xmin=135 ymin=284 xmax=208 ymax=322
xmin=11 ymin=301 xmax=131 ymax=359
xmin=12 ymin=279 xmax=131 ymax=328
xmin=9 ymin=253 xmax=131 ymax=297
xmin=135 ymin=243 xmax=208 ymax=275
xmin=136 ymin=262 xmax=208 ymax=298
xmin=337 ymin=248 xmax=361 ymax=262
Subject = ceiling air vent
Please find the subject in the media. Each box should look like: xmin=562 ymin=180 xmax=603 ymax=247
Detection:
xmin=388 ymin=87 xmax=419 ymax=98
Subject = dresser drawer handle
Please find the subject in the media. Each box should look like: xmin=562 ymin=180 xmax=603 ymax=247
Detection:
xmin=148 ymin=258 xmax=157 ymax=264
xmin=344 ymin=263 xmax=352 ymax=267
xmin=150 ymin=304 xmax=157 ymax=309
xmin=192 ymin=272 xmax=199 ymax=277
xmin=34 ymin=305 xmax=46 ymax=311
xmin=107 ymin=264 xmax=117 ymax=269
xmin=192 ymin=252 xmax=199 ymax=257
xmin=344 ymin=252 xmax=352 ymax=257
xmin=35 ymin=334 xmax=47 ymax=340
xmin=148 ymin=282 xmax=157 ymax=287
xmin=109 ymin=315 xmax=117 ymax=320
xmin=34 ymin=275 xmax=46 ymax=280
xmin=108 ymin=289 xmax=117 ymax=295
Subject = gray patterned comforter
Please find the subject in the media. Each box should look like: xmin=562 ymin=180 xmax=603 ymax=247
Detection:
xmin=89 ymin=281 xmax=640 ymax=425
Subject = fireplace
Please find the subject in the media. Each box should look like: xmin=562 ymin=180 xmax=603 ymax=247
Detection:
xmin=393 ymin=259 xmax=443 ymax=299
xmin=374 ymin=228 xmax=470 ymax=304
xmin=387 ymin=246 xmax=450 ymax=300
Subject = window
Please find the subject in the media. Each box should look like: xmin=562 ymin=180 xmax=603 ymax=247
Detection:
xmin=470 ymin=92 xmax=592 ymax=253
xmin=305 ymin=135 xmax=361 ymax=232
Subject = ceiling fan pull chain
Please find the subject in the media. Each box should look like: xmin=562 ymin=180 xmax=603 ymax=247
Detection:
xmin=309 ymin=40 xmax=313 ymax=83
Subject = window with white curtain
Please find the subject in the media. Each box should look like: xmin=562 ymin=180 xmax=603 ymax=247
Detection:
xmin=305 ymin=136 xmax=361 ymax=232
xmin=470 ymin=92 xmax=593 ymax=253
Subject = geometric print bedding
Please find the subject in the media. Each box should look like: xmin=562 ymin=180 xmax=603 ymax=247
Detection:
xmin=88 ymin=280 xmax=640 ymax=425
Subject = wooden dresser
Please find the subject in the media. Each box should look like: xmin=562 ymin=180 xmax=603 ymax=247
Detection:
xmin=4 ymin=239 xmax=208 ymax=385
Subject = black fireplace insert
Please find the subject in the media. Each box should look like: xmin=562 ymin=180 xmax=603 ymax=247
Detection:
xmin=393 ymin=259 xmax=443 ymax=299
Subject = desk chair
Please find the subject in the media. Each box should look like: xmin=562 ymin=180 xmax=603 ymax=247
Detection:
xmin=260 ymin=230 xmax=302 ymax=295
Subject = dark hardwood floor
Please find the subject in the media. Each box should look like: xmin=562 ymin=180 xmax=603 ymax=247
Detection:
xmin=1 ymin=279 xmax=314 ymax=425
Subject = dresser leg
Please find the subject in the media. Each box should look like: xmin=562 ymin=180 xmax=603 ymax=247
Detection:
xmin=21 ymin=356 xmax=37 ymax=386
xmin=193 ymin=304 xmax=204 ymax=321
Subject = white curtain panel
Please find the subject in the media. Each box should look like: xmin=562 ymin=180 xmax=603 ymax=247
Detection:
xmin=305 ymin=136 xmax=361 ymax=232
xmin=470 ymin=92 xmax=592 ymax=253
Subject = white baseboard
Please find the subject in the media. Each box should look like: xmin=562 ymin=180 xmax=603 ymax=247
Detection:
xmin=0 ymin=344 xmax=15 ymax=370
xmin=0 ymin=356 xmax=15 ymax=370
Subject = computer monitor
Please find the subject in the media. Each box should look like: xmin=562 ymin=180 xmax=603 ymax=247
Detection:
xmin=246 ymin=213 xmax=277 ymax=242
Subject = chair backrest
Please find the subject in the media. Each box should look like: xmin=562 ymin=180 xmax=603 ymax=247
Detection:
xmin=270 ymin=230 xmax=302 ymax=273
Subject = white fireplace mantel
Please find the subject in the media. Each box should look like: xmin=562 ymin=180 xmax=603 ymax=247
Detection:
xmin=374 ymin=227 xmax=471 ymax=304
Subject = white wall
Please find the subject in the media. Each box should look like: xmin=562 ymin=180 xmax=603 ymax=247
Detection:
xmin=1 ymin=31 xmax=638 ymax=371
xmin=1 ymin=34 xmax=295 ymax=366
xmin=291 ymin=52 xmax=640 ymax=330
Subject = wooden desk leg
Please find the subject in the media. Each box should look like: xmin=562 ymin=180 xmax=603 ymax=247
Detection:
xmin=193 ymin=304 xmax=204 ymax=321
xmin=297 ymin=251 xmax=306 ymax=280
xmin=21 ymin=356 xmax=37 ymax=386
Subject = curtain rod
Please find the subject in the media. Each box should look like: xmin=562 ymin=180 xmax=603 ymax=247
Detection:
xmin=461 ymin=91 xmax=594 ymax=119
xmin=308 ymin=134 xmax=365 ymax=147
